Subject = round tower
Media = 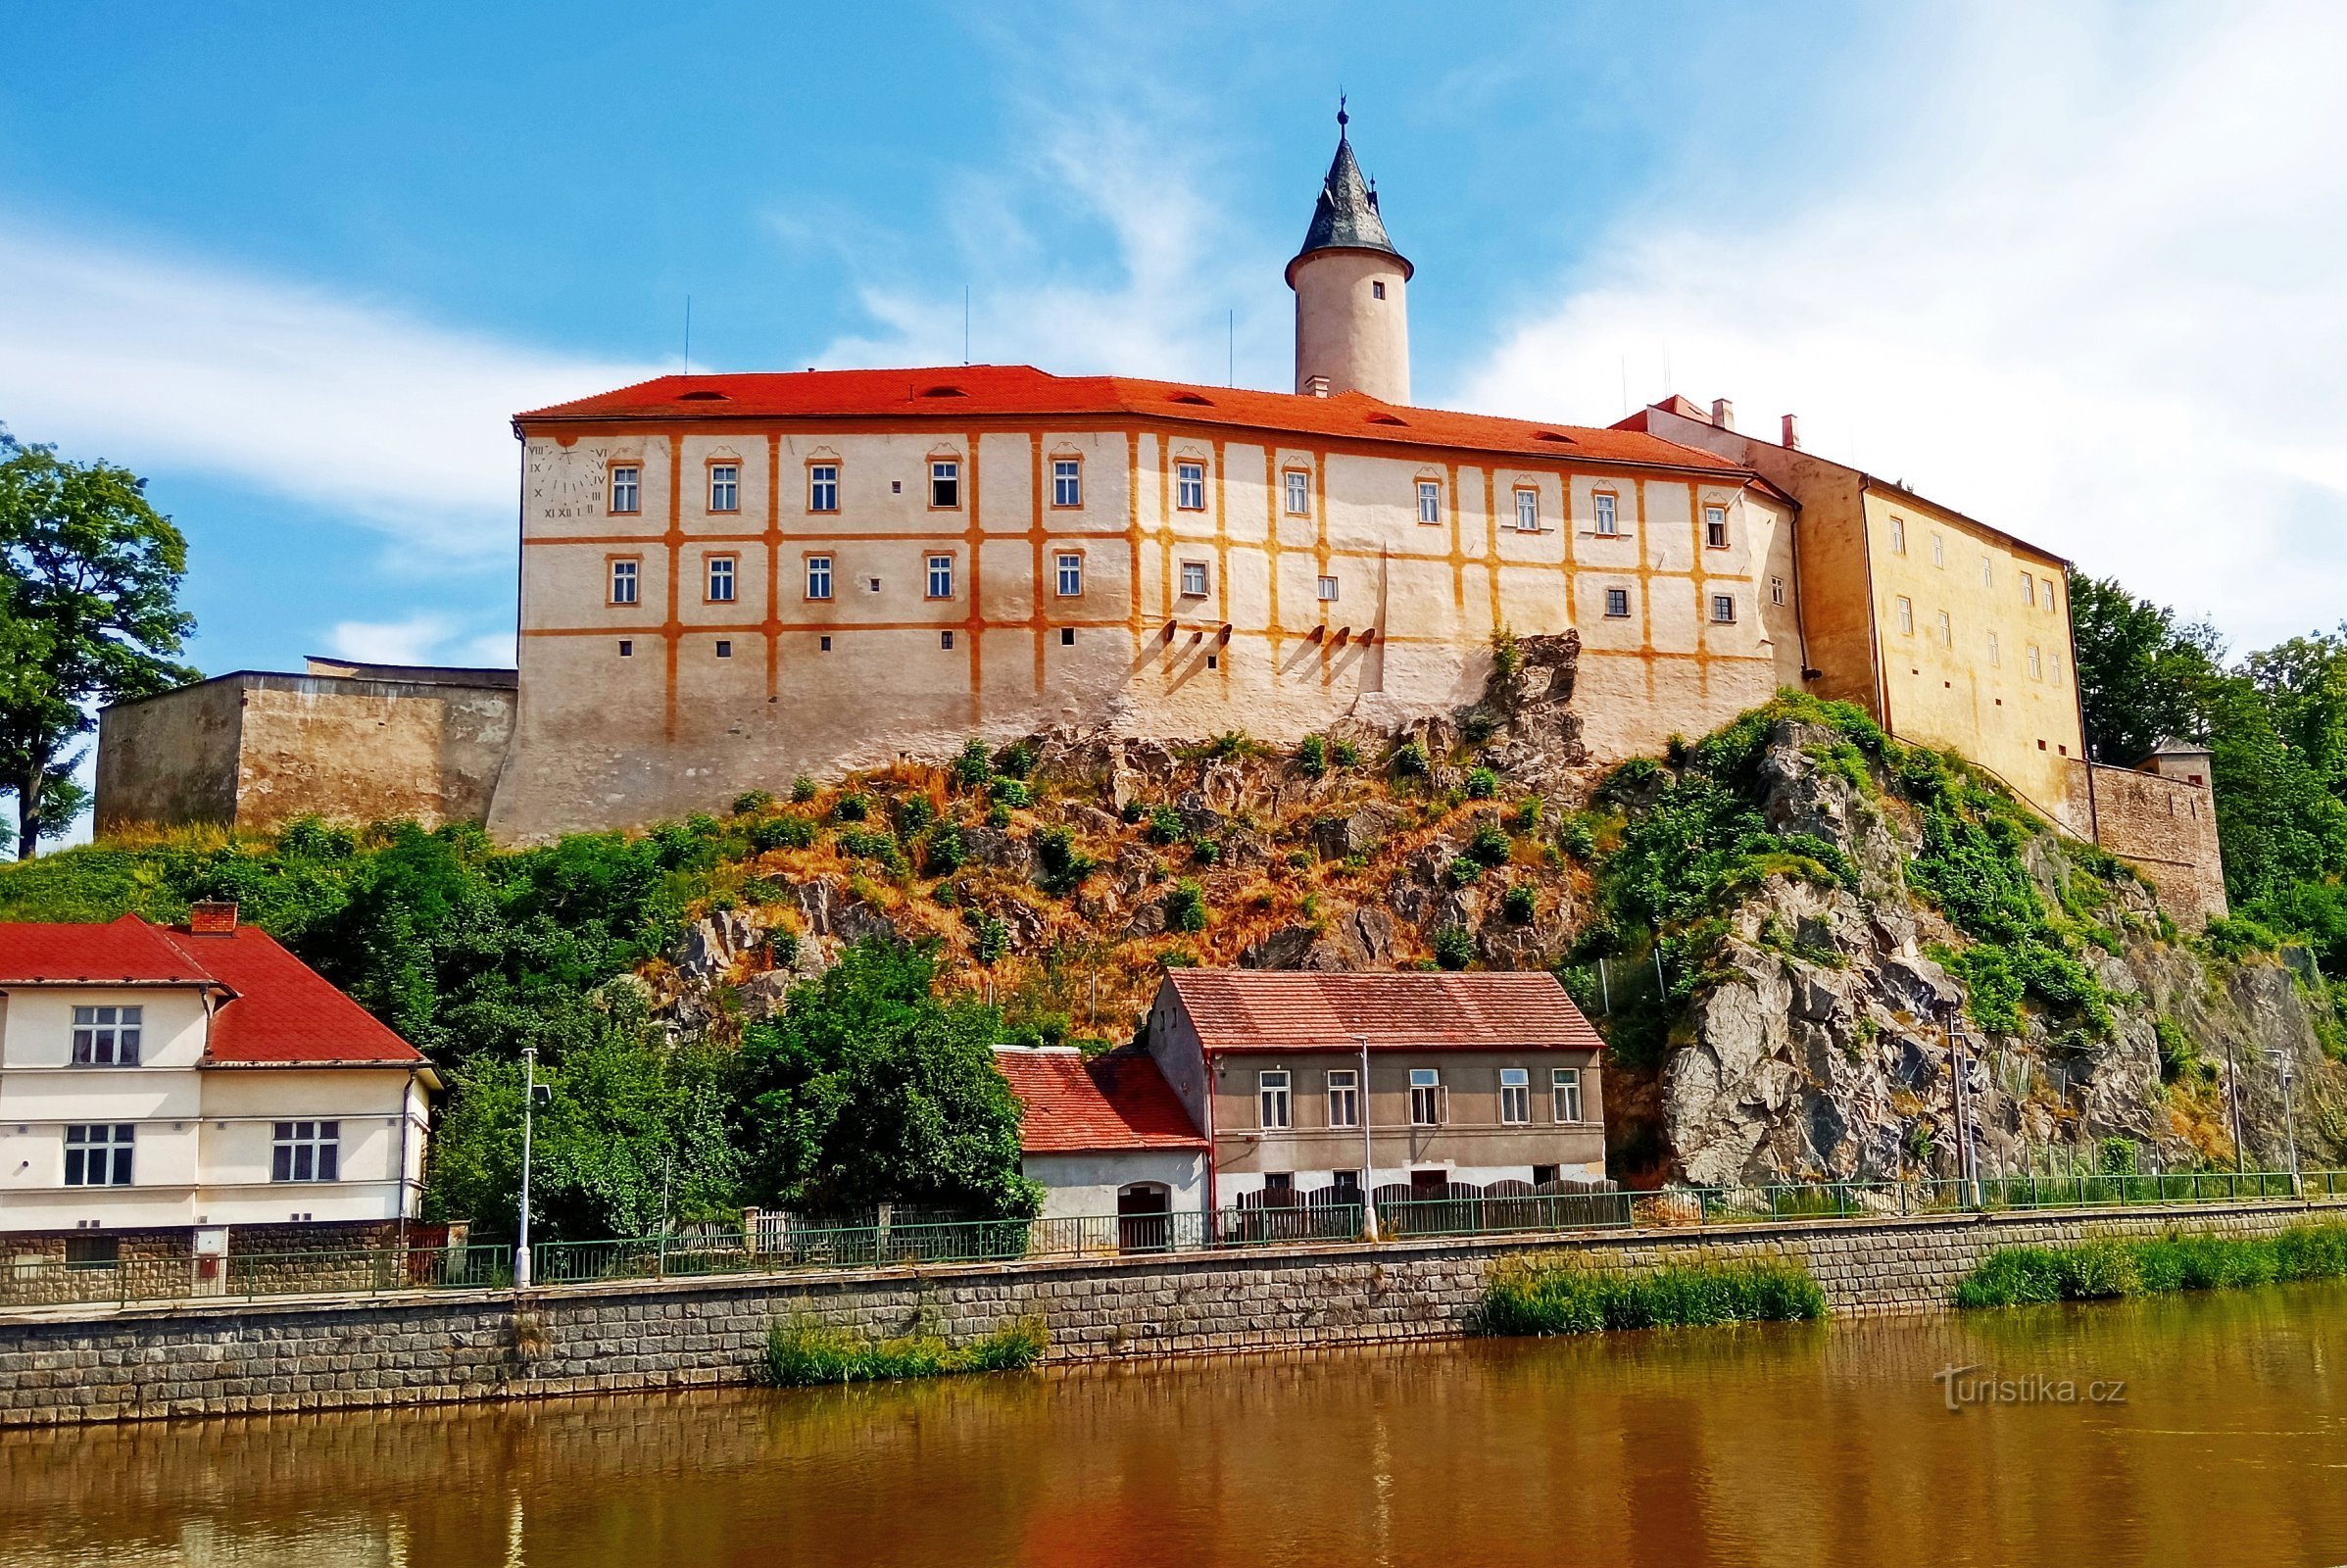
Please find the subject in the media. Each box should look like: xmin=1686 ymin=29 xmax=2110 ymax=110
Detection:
xmin=1286 ymin=102 xmax=1412 ymax=404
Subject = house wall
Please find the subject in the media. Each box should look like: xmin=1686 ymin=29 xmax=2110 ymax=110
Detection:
xmin=93 ymin=680 xmax=246 ymax=833
xmin=1020 ymin=1151 xmax=1207 ymax=1221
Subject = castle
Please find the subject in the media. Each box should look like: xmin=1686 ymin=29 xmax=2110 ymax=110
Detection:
xmin=94 ymin=113 xmax=2226 ymax=921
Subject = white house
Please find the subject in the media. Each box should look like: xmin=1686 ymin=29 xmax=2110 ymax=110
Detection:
xmin=0 ymin=905 xmax=435 ymax=1264
xmin=993 ymin=1047 xmax=1207 ymax=1229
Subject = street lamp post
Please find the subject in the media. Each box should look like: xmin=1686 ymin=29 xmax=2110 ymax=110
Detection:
xmin=2272 ymin=1047 xmax=2301 ymax=1197
xmin=1357 ymin=1034 xmax=1378 ymax=1241
xmin=516 ymin=1046 xmax=539 ymax=1290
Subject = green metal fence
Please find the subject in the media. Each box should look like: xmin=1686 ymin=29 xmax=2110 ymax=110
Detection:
xmin=0 ymin=1243 xmax=512 ymax=1310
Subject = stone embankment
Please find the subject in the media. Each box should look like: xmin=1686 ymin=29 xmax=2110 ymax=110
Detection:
xmin=1 ymin=1199 xmax=2335 ymax=1427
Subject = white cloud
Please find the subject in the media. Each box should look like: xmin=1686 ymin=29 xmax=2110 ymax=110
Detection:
xmin=0 ymin=225 xmax=653 ymax=563
xmin=324 ymin=614 xmax=460 ymax=666
xmin=1453 ymin=0 xmax=2347 ymax=653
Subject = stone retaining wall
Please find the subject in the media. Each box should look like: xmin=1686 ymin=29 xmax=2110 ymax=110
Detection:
xmin=1 ymin=1200 xmax=2335 ymax=1427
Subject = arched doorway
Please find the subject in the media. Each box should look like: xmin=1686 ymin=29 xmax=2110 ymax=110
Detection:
xmin=1117 ymin=1182 xmax=1172 ymax=1252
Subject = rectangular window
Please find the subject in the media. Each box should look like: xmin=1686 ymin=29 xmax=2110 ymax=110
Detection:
xmin=1409 ymin=1067 xmax=1443 ymax=1127
xmin=1552 ymin=1068 xmax=1583 ymax=1123
xmin=1604 ymin=587 xmax=1631 ymax=618
xmin=609 ymin=559 xmax=640 ymax=606
xmin=927 ymin=555 xmax=954 ymax=599
xmin=1931 ymin=533 xmax=1944 ymax=567
xmin=1889 ymin=516 xmax=1906 ymax=555
xmin=1704 ymin=505 xmax=1729 ymax=549
xmin=1936 ymin=610 xmax=1952 ymax=646
xmin=1180 ymin=561 xmax=1209 ymax=598
xmin=941 ymin=630 xmax=954 ymax=651
xmin=1317 ymin=575 xmax=1341 ymax=602
xmin=806 ymin=556 xmax=833 ymax=601
xmin=1771 ymin=575 xmax=1786 ymax=606
xmin=1284 ymin=469 xmax=1310 ymax=516
xmin=618 ymin=640 xmax=632 ymax=657
xmin=270 ymin=1120 xmax=340 ymax=1183
xmin=1416 ymin=479 xmax=1442 ymax=525
xmin=1988 ymin=630 xmax=2001 ymax=665
xmin=2021 ymin=571 xmax=2035 ymax=607
xmin=930 ymin=460 xmax=960 ymax=510
xmin=1051 ymin=458 xmax=1081 ymax=509
xmin=64 ymin=1235 xmax=119 ymax=1270
xmin=1372 ymin=280 xmax=1386 ymax=300
xmin=706 ymin=556 xmax=735 ymax=604
xmin=714 ymin=640 xmax=732 ymax=659
xmin=1592 ymin=493 xmax=1619 ymax=536
xmin=1258 ymin=1069 xmax=1292 ymax=1130
xmin=708 ymin=463 xmax=739 ymax=514
xmin=70 ymin=1005 xmax=141 ymax=1067
xmin=1055 ymin=553 xmax=1084 ymax=597
xmin=1710 ymin=594 xmax=1736 ymax=624
xmin=1326 ymin=1068 xmax=1359 ymax=1129
xmin=1175 ymin=461 xmax=1206 ymax=511
xmin=2043 ymin=583 xmax=2058 ymax=615
xmin=2029 ymin=644 xmax=2043 ymax=679
xmin=1059 ymin=627 xmax=1074 ymax=647
xmin=807 ymin=463 xmax=840 ymax=514
xmin=1896 ymin=596 xmax=1915 ymax=635
xmin=1981 ymin=557 xmax=1994 ymax=589
xmin=1515 ymin=488 xmax=1540 ymax=532
xmin=1499 ymin=1067 xmax=1531 ymax=1125
xmin=609 ymin=465 xmax=640 ymax=514
xmin=63 ymin=1124 xmax=134 ymax=1187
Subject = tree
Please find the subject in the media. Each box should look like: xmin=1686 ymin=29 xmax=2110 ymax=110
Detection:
xmin=735 ymin=939 xmax=1040 ymax=1219
xmin=0 ymin=432 xmax=197 ymax=857
xmin=2067 ymin=569 xmax=2224 ymax=766
xmin=2244 ymin=630 xmax=2347 ymax=799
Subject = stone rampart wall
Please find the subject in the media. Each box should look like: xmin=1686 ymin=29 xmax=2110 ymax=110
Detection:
xmin=2078 ymin=760 xmax=2227 ymax=926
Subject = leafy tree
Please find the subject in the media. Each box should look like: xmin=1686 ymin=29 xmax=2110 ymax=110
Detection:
xmin=2245 ymin=630 xmax=2347 ymax=800
xmin=2067 ymin=569 xmax=2223 ymax=765
xmin=0 ymin=432 xmax=198 ymax=857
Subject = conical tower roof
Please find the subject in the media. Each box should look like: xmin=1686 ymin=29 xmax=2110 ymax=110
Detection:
xmin=1288 ymin=103 xmax=1412 ymax=285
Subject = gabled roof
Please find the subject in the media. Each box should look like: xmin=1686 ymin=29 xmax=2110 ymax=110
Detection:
xmin=1163 ymin=969 xmax=1603 ymax=1054
xmin=995 ymin=1047 xmax=1205 ymax=1153
xmin=517 ymin=365 xmax=1749 ymax=477
xmin=1291 ymin=112 xmax=1409 ymax=281
xmin=0 ymin=913 xmax=217 ymax=985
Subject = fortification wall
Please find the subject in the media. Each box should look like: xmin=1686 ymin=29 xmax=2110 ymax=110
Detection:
xmin=2071 ymin=761 xmax=2228 ymax=926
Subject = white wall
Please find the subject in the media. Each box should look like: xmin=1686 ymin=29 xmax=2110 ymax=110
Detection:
xmin=1021 ymin=1151 xmax=1207 ymax=1221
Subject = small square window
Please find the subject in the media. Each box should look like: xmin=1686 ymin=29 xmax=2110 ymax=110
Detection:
xmin=1176 ymin=461 xmax=1206 ymax=511
xmin=618 ymin=639 xmax=632 ymax=657
xmin=1180 ymin=561 xmax=1209 ymax=598
xmin=819 ymin=635 xmax=832 ymax=653
xmin=1059 ymin=627 xmax=1075 ymax=647
xmin=1710 ymin=594 xmax=1736 ymax=624
xmin=1051 ymin=458 xmax=1082 ymax=508
xmin=1284 ymin=469 xmax=1310 ymax=516
xmin=1604 ymin=587 xmax=1630 ymax=618
xmin=941 ymin=630 xmax=954 ymax=651
xmin=1416 ymin=479 xmax=1442 ymax=525
xmin=714 ymin=640 xmax=732 ymax=659
xmin=1317 ymin=575 xmax=1340 ymax=602
xmin=1371 ymin=280 xmax=1387 ymax=300
xmin=709 ymin=463 xmax=739 ymax=514
xmin=930 ymin=460 xmax=961 ymax=509
xmin=1703 ymin=505 xmax=1729 ymax=549
xmin=868 ymin=577 xmax=882 ymax=593
xmin=1770 ymin=575 xmax=1785 ymax=606
xmin=1515 ymin=488 xmax=1540 ymax=532
xmin=1205 ymin=653 xmax=1218 ymax=669
xmin=1592 ymin=493 xmax=1619 ymax=536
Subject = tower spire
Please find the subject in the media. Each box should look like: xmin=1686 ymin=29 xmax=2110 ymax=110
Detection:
xmin=1285 ymin=103 xmax=1412 ymax=405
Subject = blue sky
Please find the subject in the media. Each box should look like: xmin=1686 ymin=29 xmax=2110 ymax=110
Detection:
xmin=4 ymin=1 xmax=2343 ymax=693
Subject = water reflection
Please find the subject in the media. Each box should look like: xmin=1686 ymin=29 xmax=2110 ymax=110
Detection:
xmin=1 ymin=1286 xmax=2342 ymax=1567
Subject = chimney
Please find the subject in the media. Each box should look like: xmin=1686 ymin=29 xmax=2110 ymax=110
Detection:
xmin=1305 ymin=374 xmax=1332 ymax=399
xmin=1781 ymin=413 xmax=1801 ymax=451
xmin=187 ymin=901 xmax=239 ymax=935
xmin=1710 ymin=398 xmax=1736 ymax=431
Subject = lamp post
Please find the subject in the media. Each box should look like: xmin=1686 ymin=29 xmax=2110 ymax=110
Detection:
xmin=1357 ymin=1034 xmax=1378 ymax=1242
xmin=2271 ymin=1047 xmax=2301 ymax=1197
xmin=516 ymin=1046 xmax=539 ymax=1291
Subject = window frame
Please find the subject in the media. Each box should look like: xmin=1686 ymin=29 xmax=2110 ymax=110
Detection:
xmin=1592 ymin=491 xmax=1620 ymax=537
xmin=1988 ymin=629 xmax=2001 ymax=666
xmin=2021 ymin=571 xmax=2036 ymax=608
xmin=1888 ymin=516 xmax=1907 ymax=555
xmin=1499 ymin=1067 xmax=1531 ymax=1125
xmin=2029 ymin=644 xmax=2043 ymax=680
xmin=1283 ymin=468 xmax=1311 ymax=517
xmin=928 ymin=458 xmax=962 ymax=512
xmin=70 ymin=1004 xmax=141 ymax=1067
xmin=1514 ymin=487 xmax=1540 ymax=533
xmin=1257 ymin=1069 xmax=1293 ymax=1130
xmin=1316 ymin=574 xmax=1341 ymax=603
xmin=1552 ymin=1068 xmax=1583 ymax=1123
xmin=707 ymin=460 xmax=740 ymax=514
xmin=804 ymin=554 xmax=834 ymax=602
xmin=925 ymin=553 xmax=956 ymax=601
xmin=1050 ymin=456 xmax=1083 ymax=510
xmin=807 ymin=461 xmax=841 ymax=514
xmin=1179 ymin=560 xmax=1210 ymax=599
xmin=1415 ymin=478 xmax=1442 ymax=526
xmin=1771 ymin=574 xmax=1786 ymax=607
xmin=1326 ymin=1068 xmax=1359 ymax=1129
xmin=1710 ymin=594 xmax=1736 ymax=625
xmin=1603 ymin=586 xmax=1631 ymax=619
xmin=1895 ymin=595 xmax=1915 ymax=636
xmin=607 ymin=555 xmax=642 ymax=608
xmin=63 ymin=1123 xmax=134 ymax=1187
xmin=1175 ymin=460 xmax=1207 ymax=513
xmin=705 ymin=553 xmax=737 ymax=605
xmin=608 ymin=462 xmax=641 ymax=516
xmin=1054 ymin=551 xmax=1085 ymax=599
xmin=1936 ymin=609 xmax=1952 ymax=646
xmin=1408 ymin=1067 xmax=1443 ymax=1127
xmin=270 ymin=1120 xmax=341 ymax=1184
xmin=1703 ymin=504 xmax=1730 ymax=549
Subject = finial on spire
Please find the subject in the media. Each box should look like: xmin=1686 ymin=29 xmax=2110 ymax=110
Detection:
xmin=1337 ymin=94 xmax=1347 ymax=131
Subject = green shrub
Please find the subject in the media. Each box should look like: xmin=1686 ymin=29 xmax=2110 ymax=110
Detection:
xmin=1392 ymin=741 xmax=1430 ymax=778
xmin=1466 ymin=766 xmax=1499 ymax=800
xmin=1191 ymin=838 xmax=1221 ymax=867
xmin=994 ymin=740 xmax=1038 ymax=780
xmin=953 ymin=739 xmax=992 ymax=791
xmin=1296 ymin=734 xmax=1329 ymax=778
xmin=1164 ymin=880 xmax=1207 ymax=934
xmin=1448 ymin=856 xmax=1485 ymax=887
xmin=834 ymin=829 xmax=906 ymax=872
xmin=1953 ymin=1247 xmax=2067 ymax=1307
xmin=987 ymin=803 xmax=1013 ymax=829
xmin=1462 ymin=709 xmax=1496 ymax=746
xmin=832 ymin=793 xmax=869 ymax=823
xmin=2204 ymin=915 xmax=2282 ymax=959
xmin=1503 ymin=884 xmax=1537 ymax=923
xmin=1478 ymin=1256 xmax=1826 ymax=1337
xmin=758 ymin=1316 xmax=1046 ymax=1387
xmin=731 ymin=790 xmax=775 ymax=815
xmin=990 ymin=778 xmax=1032 ymax=809
xmin=976 ymin=914 xmax=1008 ymax=963
xmin=924 ymin=822 xmax=966 ymax=875
xmin=1119 ymin=800 xmax=1149 ymax=824
xmin=895 ymin=794 xmax=936 ymax=834
xmin=1467 ymin=822 xmax=1513 ymax=867
xmin=1433 ymin=926 xmax=1475 ymax=970
xmin=1956 ymin=1223 xmax=2347 ymax=1307
xmin=750 ymin=813 xmax=816 ymax=854
xmin=1035 ymin=828 xmax=1098 ymax=896
xmin=767 ymin=931 xmax=801 ymax=966
xmin=1332 ymin=739 xmax=1360 ymax=768
xmin=1557 ymin=815 xmax=1597 ymax=861
xmin=790 ymin=775 xmax=818 ymax=804
xmin=1146 ymin=807 xmax=1185 ymax=845
xmin=1512 ymin=797 xmax=1543 ymax=833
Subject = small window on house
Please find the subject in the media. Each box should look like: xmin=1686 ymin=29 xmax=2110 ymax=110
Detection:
xmin=1284 ymin=469 xmax=1310 ymax=515
xmin=1771 ymin=575 xmax=1786 ymax=606
xmin=1987 ymin=630 xmax=2001 ymax=665
xmin=941 ymin=630 xmax=954 ymax=651
xmin=1059 ymin=627 xmax=1075 ymax=647
xmin=709 ymin=463 xmax=739 ymax=513
xmin=808 ymin=464 xmax=840 ymax=513
xmin=1317 ymin=575 xmax=1340 ymax=603
xmin=806 ymin=557 xmax=833 ymax=601
xmin=64 ymin=1124 xmax=134 ymax=1187
xmin=2028 ymin=644 xmax=2043 ymax=679
xmin=1888 ymin=516 xmax=1906 ymax=555
xmin=714 ymin=640 xmax=732 ymax=659
xmin=1515 ymin=488 xmax=1540 ymax=532
xmin=1896 ymin=596 xmax=1915 ymax=635
xmin=71 ymin=1005 xmax=141 ymax=1066
xmin=930 ymin=459 xmax=961 ymax=509
xmin=1180 ymin=561 xmax=1209 ymax=598
xmin=618 ymin=640 xmax=632 ymax=657
xmin=1205 ymin=653 xmax=1218 ymax=669
xmin=706 ymin=556 xmax=736 ymax=604
xmin=610 ymin=559 xmax=640 ymax=606
xmin=1175 ymin=461 xmax=1206 ymax=511
xmin=1552 ymin=1068 xmax=1583 ymax=1123
xmin=1592 ymin=493 xmax=1619 ymax=536
xmin=1936 ymin=610 xmax=1952 ymax=646
xmin=609 ymin=465 xmax=640 ymax=514
xmin=2043 ymin=583 xmax=2058 ymax=615
xmin=1055 ymin=553 xmax=1084 ymax=597
xmin=1409 ymin=1067 xmax=1443 ymax=1127
xmin=1604 ymin=587 xmax=1631 ymax=618
xmin=1371 ymin=280 xmax=1387 ymax=299
xmin=1704 ymin=505 xmax=1729 ymax=548
xmin=1416 ymin=479 xmax=1442 ymax=524
xmin=1710 ymin=594 xmax=1736 ymax=624
xmin=1931 ymin=533 xmax=1944 ymax=567
xmin=819 ymin=635 xmax=832 ymax=652
xmin=1980 ymin=557 xmax=1993 ymax=589
xmin=63 ymin=1235 xmax=119 ymax=1270
xmin=1532 ymin=1164 xmax=1560 ymax=1187
xmin=270 ymin=1121 xmax=340 ymax=1183
xmin=1499 ymin=1067 xmax=1531 ymax=1124
xmin=2021 ymin=571 xmax=2035 ymax=607
xmin=1051 ymin=459 xmax=1082 ymax=508
xmin=927 ymin=554 xmax=955 ymax=599
xmin=1327 ymin=1068 xmax=1359 ymax=1128
xmin=1258 ymin=1070 xmax=1292 ymax=1130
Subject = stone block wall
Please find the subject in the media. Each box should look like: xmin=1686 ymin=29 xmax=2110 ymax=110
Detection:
xmin=2073 ymin=760 xmax=2228 ymax=926
xmin=0 ymin=1200 xmax=2331 ymax=1426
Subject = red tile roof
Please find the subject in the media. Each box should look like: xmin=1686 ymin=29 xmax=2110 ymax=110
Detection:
xmin=1163 ymin=969 xmax=1603 ymax=1054
xmin=0 ymin=913 xmax=218 ymax=985
xmin=995 ymin=1048 xmax=1205 ymax=1153
xmin=517 ymin=366 xmax=1750 ymax=476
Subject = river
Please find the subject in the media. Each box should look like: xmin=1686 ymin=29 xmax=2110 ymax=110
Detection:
xmin=3 ymin=1286 xmax=2343 ymax=1567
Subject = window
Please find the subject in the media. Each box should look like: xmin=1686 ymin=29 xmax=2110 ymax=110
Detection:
xmin=1264 ymin=1171 xmax=1295 ymax=1196
xmin=1710 ymin=594 xmax=1736 ymax=624
xmin=1372 ymin=280 xmax=1387 ymax=300
xmin=1175 ymin=461 xmax=1206 ymax=511
xmin=609 ymin=465 xmax=640 ymax=514
xmin=714 ymin=640 xmax=732 ymax=659
xmin=2043 ymin=583 xmax=2058 ymax=615
xmin=1704 ymin=505 xmax=1729 ymax=549
xmin=618 ymin=640 xmax=632 ymax=658
xmin=1059 ymin=627 xmax=1075 ymax=647
xmin=1327 ymin=1068 xmax=1359 ymax=1128
xmin=1604 ymin=587 xmax=1631 ymax=618
xmin=609 ymin=559 xmax=640 ymax=607
xmin=930 ymin=459 xmax=960 ymax=510
xmin=71 ymin=1005 xmax=141 ymax=1067
xmin=708 ymin=463 xmax=739 ymax=513
xmin=1331 ymin=1169 xmax=1361 ymax=1195
xmin=1987 ymin=630 xmax=2001 ymax=665
xmin=2028 ymin=644 xmax=2043 ymax=679
xmin=1552 ymin=1068 xmax=1583 ymax=1123
xmin=1284 ymin=469 xmax=1310 ymax=515
xmin=64 ymin=1235 xmax=119 ymax=1270
xmin=1593 ymin=493 xmax=1619 ymax=536
xmin=819 ymin=636 xmax=832 ymax=653
xmin=64 ymin=1124 xmax=133 ymax=1187
xmin=1896 ymin=596 xmax=1915 ymax=635
xmin=941 ymin=630 xmax=954 ymax=651
xmin=706 ymin=556 xmax=735 ymax=604
xmin=1317 ymin=575 xmax=1341 ymax=602
xmin=1515 ymin=488 xmax=1540 ymax=532
xmin=1409 ymin=1068 xmax=1443 ymax=1127
xmin=926 ymin=555 xmax=955 ymax=599
xmin=2021 ymin=571 xmax=2035 ymax=607
xmin=806 ymin=556 xmax=833 ymax=601
xmin=1888 ymin=516 xmax=1906 ymax=555
xmin=1936 ymin=610 xmax=1952 ymax=646
xmin=1180 ymin=561 xmax=1209 ymax=598
xmin=1771 ymin=575 xmax=1786 ymax=607
xmin=270 ymin=1121 xmax=340 ymax=1183
xmin=1258 ymin=1069 xmax=1292 ymax=1129
xmin=1931 ymin=533 xmax=1944 ymax=567
xmin=1981 ymin=557 xmax=1994 ymax=589
xmin=1499 ymin=1067 xmax=1531 ymax=1125
xmin=1051 ymin=459 xmax=1082 ymax=509
xmin=1532 ymin=1165 xmax=1560 ymax=1187
xmin=1055 ymin=553 xmax=1084 ymax=597
xmin=807 ymin=463 xmax=840 ymax=514
xmin=1416 ymin=479 xmax=1442 ymax=525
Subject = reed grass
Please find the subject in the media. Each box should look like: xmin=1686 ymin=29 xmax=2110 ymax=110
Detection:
xmin=1476 ymin=1255 xmax=1827 ymax=1337
xmin=1955 ymin=1221 xmax=2347 ymax=1308
xmin=758 ymin=1316 xmax=1047 ymax=1387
